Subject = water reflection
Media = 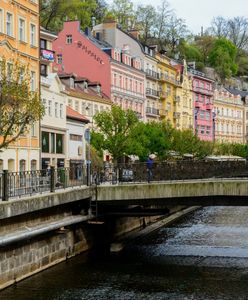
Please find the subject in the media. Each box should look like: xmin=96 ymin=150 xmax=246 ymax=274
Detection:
xmin=2 ymin=207 xmax=248 ymax=299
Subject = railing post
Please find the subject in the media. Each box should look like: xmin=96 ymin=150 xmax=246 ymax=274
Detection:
xmin=50 ymin=166 xmax=55 ymax=193
xmin=2 ymin=169 xmax=9 ymax=201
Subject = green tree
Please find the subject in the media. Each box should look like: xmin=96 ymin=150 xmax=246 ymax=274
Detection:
xmin=110 ymin=0 xmax=135 ymax=31
xmin=136 ymin=5 xmax=157 ymax=43
xmin=91 ymin=105 xmax=138 ymax=162
xmin=129 ymin=121 xmax=173 ymax=161
xmin=41 ymin=0 xmax=97 ymax=32
xmin=208 ymin=38 xmax=238 ymax=81
xmin=0 ymin=59 xmax=44 ymax=150
xmin=172 ymin=129 xmax=200 ymax=156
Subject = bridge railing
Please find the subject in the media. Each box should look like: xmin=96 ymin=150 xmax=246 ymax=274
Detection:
xmin=0 ymin=166 xmax=87 ymax=201
xmin=93 ymin=160 xmax=248 ymax=184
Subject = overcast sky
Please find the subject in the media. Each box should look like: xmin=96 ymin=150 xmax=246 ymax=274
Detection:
xmin=106 ymin=0 xmax=248 ymax=34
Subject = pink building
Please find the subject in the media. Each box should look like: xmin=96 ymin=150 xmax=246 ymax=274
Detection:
xmin=53 ymin=21 xmax=111 ymax=97
xmin=190 ymin=69 xmax=215 ymax=141
xmin=103 ymin=48 xmax=146 ymax=119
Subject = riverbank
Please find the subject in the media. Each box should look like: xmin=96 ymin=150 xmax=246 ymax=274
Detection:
xmin=110 ymin=206 xmax=201 ymax=252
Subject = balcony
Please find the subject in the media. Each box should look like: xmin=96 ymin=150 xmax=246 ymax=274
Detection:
xmin=40 ymin=49 xmax=55 ymax=62
xmin=160 ymin=109 xmax=168 ymax=117
xmin=193 ymin=86 xmax=213 ymax=95
xmin=206 ymin=103 xmax=213 ymax=110
xmin=195 ymin=101 xmax=203 ymax=109
xmin=145 ymin=69 xmax=159 ymax=80
xmin=173 ymin=112 xmax=181 ymax=119
xmin=146 ymin=88 xmax=159 ymax=98
xmin=146 ymin=107 xmax=160 ymax=116
xmin=160 ymin=73 xmax=180 ymax=85
xmin=173 ymin=96 xmax=180 ymax=103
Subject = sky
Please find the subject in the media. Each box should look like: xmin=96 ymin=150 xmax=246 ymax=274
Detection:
xmin=106 ymin=0 xmax=248 ymax=34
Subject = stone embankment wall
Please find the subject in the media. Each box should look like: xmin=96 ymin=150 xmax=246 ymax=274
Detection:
xmin=0 ymin=199 xmax=183 ymax=290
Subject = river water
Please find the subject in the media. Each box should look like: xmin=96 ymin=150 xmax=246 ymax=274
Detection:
xmin=2 ymin=207 xmax=248 ymax=299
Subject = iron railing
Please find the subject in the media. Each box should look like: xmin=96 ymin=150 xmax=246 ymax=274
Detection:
xmin=0 ymin=166 xmax=87 ymax=201
xmin=1 ymin=160 xmax=248 ymax=201
xmin=93 ymin=160 xmax=248 ymax=185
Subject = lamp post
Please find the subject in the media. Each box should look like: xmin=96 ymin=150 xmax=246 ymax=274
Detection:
xmin=84 ymin=128 xmax=91 ymax=185
xmin=194 ymin=107 xmax=199 ymax=136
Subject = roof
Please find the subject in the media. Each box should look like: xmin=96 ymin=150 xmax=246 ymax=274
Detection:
xmin=225 ymin=87 xmax=248 ymax=98
xmin=66 ymin=106 xmax=89 ymax=123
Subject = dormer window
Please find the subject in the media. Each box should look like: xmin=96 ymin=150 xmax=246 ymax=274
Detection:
xmin=97 ymin=85 xmax=101 ymax=94
xmin=70 ymin=77 xmax=74 ymax=88
xmin=66 ymin=34 xmax=72 ymax=44
xmin=83 ymin=81 xmax=88 ymax=90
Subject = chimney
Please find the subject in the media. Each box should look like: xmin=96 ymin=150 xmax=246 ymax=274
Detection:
xmin=129 ymin=29 xmax=139 ymax=40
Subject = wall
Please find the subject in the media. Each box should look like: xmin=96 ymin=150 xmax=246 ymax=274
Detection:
xmin=53 ymin=21 xmax=111 ymax=97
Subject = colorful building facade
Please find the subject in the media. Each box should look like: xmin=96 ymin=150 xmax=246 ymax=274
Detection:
xmin=0 ymin=0 xmax=40 ymax=172
xmin=93 ymin=20 xmax=160 ymax=121
xmin=156 ymin=53 xmax=180 ymax=126
xmin=214 ymin=88 xmax=244 ymax=143
xmin=53 ymin=21 xmax=111 ymax=98
xmin=190 ymin=69 xmax=214 ymax=141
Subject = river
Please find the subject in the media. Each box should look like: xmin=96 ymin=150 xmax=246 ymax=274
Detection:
xmin=2 ymin=207 xmax=248 ymax=299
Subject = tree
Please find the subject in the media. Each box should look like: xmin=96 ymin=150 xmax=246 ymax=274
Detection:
xmin=91 ymin=105 xmax=138 ymax=162
xmin=208 ymin=38 xmax=238 ymax=81
xmin=110 ymin=0 xmax=135 ymax=31
xmin=136 ymin=5 xmax=157 ymax=44
xmin=41 ymin=0 xmax=97 ymax=32
xmin=0 ymin=59 xmax=44 ymax=150
xmin=129 ymin=121 xmax=173 ymax=161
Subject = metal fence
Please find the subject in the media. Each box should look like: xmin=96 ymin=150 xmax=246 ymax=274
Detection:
xmin=93 ymin=160 xmax=248 ymax=184
xmin=1 ymin=160 xmax=248 ymax=201
xmin=0 ymin=166 xmax=87 ymax=201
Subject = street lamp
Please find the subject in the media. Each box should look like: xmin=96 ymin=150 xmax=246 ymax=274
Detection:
xmin=85 ymin=104 xmax=92 ymax=185
xmin=84 ymin=127 xmax=91 ymax=185
xmin=194 ymin=107 xmax=199 ymax=136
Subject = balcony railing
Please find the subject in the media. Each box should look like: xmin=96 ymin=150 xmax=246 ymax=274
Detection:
xmin=146 ymin=88 xmax=159 ymax=98
xmin=146 ymin=107 xmax=160 ymax=116
xmin=160 ymin=74 xmax=180 ymax=85
xmin=173 ymin=112 xmax=181 ymax=119
xmin=145 ymin=69 xmax=159 ymax=80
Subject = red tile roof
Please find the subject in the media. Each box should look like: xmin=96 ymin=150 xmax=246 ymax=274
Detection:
xmin=66 ymin=106 xmax=89 ymax=123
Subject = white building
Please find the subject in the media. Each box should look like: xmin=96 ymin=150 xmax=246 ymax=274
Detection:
xmin=66 ymin=106 xmax=89 ymax=177
xmin=41 ymin=74 xmax=67 ymax=169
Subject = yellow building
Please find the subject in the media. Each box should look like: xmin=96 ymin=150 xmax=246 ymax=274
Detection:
xmin=156 ymin=53 xmax=180 ymax=128
xmin=214 ymin=88 xmax=244 ymax=143
xmin=0 ymin=0 xmax=40 ymax=172
xmin=174 ymin=60 xmax=194 ymax=131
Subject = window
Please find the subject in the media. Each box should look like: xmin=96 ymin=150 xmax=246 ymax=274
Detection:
xmin=42 ymin=131 xmax=50 ymax=153
xmin=75 ymin=101 xmax=79 ymax=111
xmin=40 ymin=64 xmax=47 ymax=76
xmin=30 ymin=23 xmax=36 ymax=46
xmin=51 ymin=133 xmax=55 ymax=153
xmin=6 ymin=12 xmax=13 ymax=36
xmin=57 ymin=54 xmax=62 ymax=64
xmin=200 ymin=110 xmax=205 ymax=119
xmin=42 ymin=99 xmax=47 ymax=113
xmin=31 ymin=160 xmax=37 ymax=171
xmin=19 ymin=18 xmax=25 ymax=42
xmin=60 ymin=104 xmax=63 ymax=118
xmin=81 ymin=102 xmax=86 ymax=114
xmin=56 ymin=134 xmax=63 ymax=154
xmin=206 ymin=126 xmax=211 ymax=135
xmin=7 ymin=62 xmax=12 ymax=80
xmin=48 ymin=100 xmax=52 ymax=116
xmin=66 ymin=34 xmax=72 ymax=44
xmin=68 ymin=99 xmax=72 ymax=107
xmin=31 ymin=71 xmax=36 ymax=91
xmin=0 ymin=9 xmax=3 ymax=33
xmin=70 ymin=134 xmax=82 ymax=141
xmin=55 ymin=102 xmax=58 ymax=117
xmin=40 ymin=39 xmax=46 ymax=49
xmin=200 ymin=126 xmax=205 ymax=134
xmin=31 ymin=123 xmax=36 ymax=136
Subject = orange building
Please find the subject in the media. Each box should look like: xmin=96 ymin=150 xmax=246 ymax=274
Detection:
xmin=0 ymin=0 xmax=40 ymax=172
